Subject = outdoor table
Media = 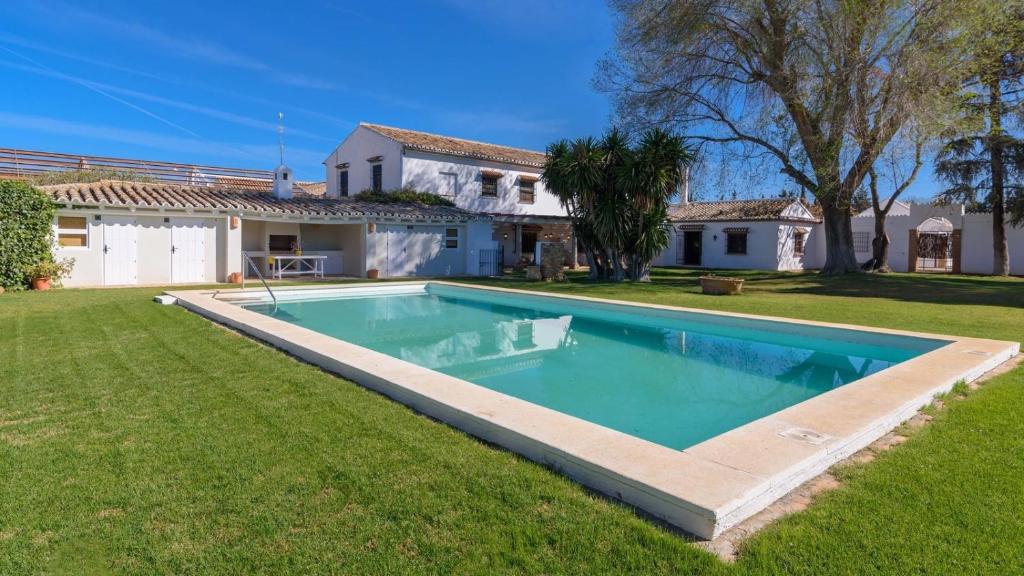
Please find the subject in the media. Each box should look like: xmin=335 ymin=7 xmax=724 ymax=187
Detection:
xmin=269 ymin=254 xmax=326 ymax=279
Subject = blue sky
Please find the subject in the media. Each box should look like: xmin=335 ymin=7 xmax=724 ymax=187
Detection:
xmin=0 ymin=0 xmax=613 ymax=181
xmin=0 ymin=0 xmax=940 ymax=199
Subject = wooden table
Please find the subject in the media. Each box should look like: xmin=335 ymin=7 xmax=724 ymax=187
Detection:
xmin=269 ymin=255 xmax=327 ymax=279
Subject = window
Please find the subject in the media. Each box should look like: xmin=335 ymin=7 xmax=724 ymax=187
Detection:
xmin=338 ymin=170 xmax=349 ymax=197
xmin=439 ymin=172 xmax=457 ymax=197
xmin=518 ymin=179 xmax=535 ymax=204
xmin=371 ymin=163 xmax=382 ymax=192
xmin=445 ymin=227 xmax=459 ymax=249
xmin=481 ymin=174 xmax=498 ymax=197
xmin=794 ymin=230 xmax=807 ymax=256
xmin=853 ymin=231 xmax=870 ymax=253
xmin=725 ymin=230 xmax=748 ymax=255
xmin=56 ymin=216 xmax=88 ymax=248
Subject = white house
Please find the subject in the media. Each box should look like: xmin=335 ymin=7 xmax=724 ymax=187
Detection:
xmin=323 ymin=123 xmax=575 ymax=268
xmin=851 ymin=201 xmax=1024 ymax=274
xmin=653 ymin=198 xmax=825 ymax=271
xmin=44 ymin=164 xmax=496 ymax=287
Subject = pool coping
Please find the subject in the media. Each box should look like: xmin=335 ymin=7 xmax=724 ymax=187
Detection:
xmin=166 ymin=281 xmax=1019 ymax=539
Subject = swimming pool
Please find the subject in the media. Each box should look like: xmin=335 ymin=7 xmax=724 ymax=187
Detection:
xmin=243 ymin=284 xmax=945 ymax=451
xmin=170 ymin=282 xmax=1017 ymax=538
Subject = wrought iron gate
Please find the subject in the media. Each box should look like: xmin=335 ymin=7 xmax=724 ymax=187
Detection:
xmin=917 ymin=232 xmax=953 ymax=272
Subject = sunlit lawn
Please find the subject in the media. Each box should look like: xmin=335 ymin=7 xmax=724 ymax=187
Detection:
xmin=1 ymin=268 xmax=1022 ymax=574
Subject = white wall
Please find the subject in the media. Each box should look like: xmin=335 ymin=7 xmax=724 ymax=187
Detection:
xmin=655 ymin=221 xmax=818 ymax=271
xmin=465 ymin=221 xmax=497 ymax=276
xmin=55 ymin=210 xmax=222 ymax=287
xmin=960 ymin=213 xmax=1024 ymax=275
xmin=323 ymin=126 xmax=403 ymax=197
xmin=401 ymin=150 xmax=566 ymax=217
xmin=852 ymin=203 xmax=1023 ymax=275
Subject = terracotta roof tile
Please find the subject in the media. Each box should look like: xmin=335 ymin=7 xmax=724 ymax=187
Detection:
xmin=361 ymin=123 xmax=547 ymax=168
xmin=669 ymin=198 xmax=820 ymax=222
xmin=41 ymin=180 xmax=483 ymax=222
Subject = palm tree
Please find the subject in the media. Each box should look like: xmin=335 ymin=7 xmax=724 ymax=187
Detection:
xmin=619 ymin=129 xmax=690 ymax=281
xmin=543 ymin=128 xmax=692 ymax=281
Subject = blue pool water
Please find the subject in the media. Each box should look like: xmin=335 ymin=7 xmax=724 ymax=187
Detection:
xmin=244 ymin=284 xmax=947 ymax=450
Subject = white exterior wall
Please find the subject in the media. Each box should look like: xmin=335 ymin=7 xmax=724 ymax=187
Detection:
xmin=465 ymin=221 xmax=497 ymax=276
xmin=851 ymin=203 xmax=1024 ymax=275
xmin=655 ymin=220 xmax=822 ymax=271
xmin=960 ymin=214 xmax=1024 ymax=275
xmin=323 ymin=126 xmax=403 ymax=197
xmin=54 ymin=210 xmax=223 ymax=287
xmin=401 ymin=150 xmax=565 ymax=217
xmin=365 ymin=222 xmax=480 ymax=278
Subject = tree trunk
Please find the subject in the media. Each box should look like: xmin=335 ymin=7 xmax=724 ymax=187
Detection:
xmin=610 ymin=249 xmax=626 ymax=282
xmin=870 ymin=208 xmax=891 ymax=272
xmin=820 ymin=202 xmax=861 ymax=274
xmin=989 ymin=78 xmax=1010 ymax=276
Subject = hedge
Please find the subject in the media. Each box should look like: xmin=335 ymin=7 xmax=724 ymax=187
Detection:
xmin=0 ymin=180 xmax=56 ymax=289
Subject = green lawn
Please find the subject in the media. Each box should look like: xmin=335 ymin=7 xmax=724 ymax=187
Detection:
xmin=1 ymin=269 xmax=1022 ymax=575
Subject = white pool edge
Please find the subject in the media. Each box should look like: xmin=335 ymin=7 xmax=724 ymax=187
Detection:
xmin=167 ymin=281 xmax=1019 ymax=539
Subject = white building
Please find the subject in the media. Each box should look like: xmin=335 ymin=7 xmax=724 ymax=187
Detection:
xmin=323 ymin=123 xmax=575 ymax=268
xmin=851 ymin=201 xmax=1024 ymax=274
xmin=653 ymin=198 xmax=825 ymax=271
xmin=45 ymin=167 xmax=496 ymax=287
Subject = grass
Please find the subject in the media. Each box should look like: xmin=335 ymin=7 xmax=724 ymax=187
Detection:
xmin=1 ymin=268 xmax=1022 ymax=575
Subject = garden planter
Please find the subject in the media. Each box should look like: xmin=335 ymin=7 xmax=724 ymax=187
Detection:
xmin=31 ymin=277 xmax=52 ymax=291
xmin=700 ymin=276 xmax=744 ymax=295
xmin=227 ymin=272 xmax=242 ymax=284
xmin=367 ymin=269 xmax=379 ymax=280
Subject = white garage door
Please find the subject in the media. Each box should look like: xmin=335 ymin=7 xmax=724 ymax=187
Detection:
xmin=385 ymin=225 xmax=443 ymax=277
xmin=103 ymin=216 xmax=138 ymax=285
xmin=170 ymin=218 xmax=209 ymax=283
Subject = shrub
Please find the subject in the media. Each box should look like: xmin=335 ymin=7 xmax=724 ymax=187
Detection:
xmin=0 ymin=180 xmax=56 ymax=289
xmin=354 ymin=187 xmax=456 ymax=207
xmin=25 ymin=257 xmax=75 ymax=288
xmin=27 ymin=169 xmax=155 ymax=186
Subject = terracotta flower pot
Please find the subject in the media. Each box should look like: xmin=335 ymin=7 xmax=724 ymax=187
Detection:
xmin=367 ymin=269 xmax=380 ymax=280
xmin=32 ymin=277 xmax=52 ymax=291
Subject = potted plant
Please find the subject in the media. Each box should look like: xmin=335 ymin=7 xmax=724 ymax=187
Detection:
xmin=25 ymin=258 xmax=75 ymax=291
xmin=699 ymin=275 xmax=744 ymax=295
xmin=367 ymin=268 xmax=380 ymax=279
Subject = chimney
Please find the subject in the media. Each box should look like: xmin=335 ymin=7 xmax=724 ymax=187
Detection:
xmin=273 ymin=164 xmax=293 ymax=199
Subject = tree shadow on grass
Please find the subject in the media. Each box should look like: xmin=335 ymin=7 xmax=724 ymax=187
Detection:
xmin=470 ymin=267 xmax=1023 ymax=308
xmin=763 ymin=272 xmax=1024 ymax=308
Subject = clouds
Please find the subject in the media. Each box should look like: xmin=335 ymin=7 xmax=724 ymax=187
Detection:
xmin=24 ymin=2 xmax=340 ymax=91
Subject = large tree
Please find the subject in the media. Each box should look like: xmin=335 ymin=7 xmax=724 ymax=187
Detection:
xmin=602 ymin=0 xmax=968 ymax=273
xmin=934 ymin=3 xmax=1024 ymax=275
xmin=543 ymin=128 xmax=692 ymax=282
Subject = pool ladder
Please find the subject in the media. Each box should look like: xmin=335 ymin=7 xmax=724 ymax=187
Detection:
xmin=241 ymin=251 xmax=278 ymax=312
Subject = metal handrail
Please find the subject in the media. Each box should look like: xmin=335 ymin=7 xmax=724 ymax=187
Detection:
xmin=241 ymin=251 xmax=277 ymax=312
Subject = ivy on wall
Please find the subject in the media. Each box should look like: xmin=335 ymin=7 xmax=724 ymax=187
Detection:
xmin=0 ymin=180 xmax=56 ymax=290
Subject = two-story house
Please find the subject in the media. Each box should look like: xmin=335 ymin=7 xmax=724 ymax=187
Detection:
xmin=323 ymin=123 xmax=576 ymax=268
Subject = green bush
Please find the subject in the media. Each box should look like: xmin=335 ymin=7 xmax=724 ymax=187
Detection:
xmin=0 ymin=180 xmax=56 ymax=290
xmin=28 ymin=168 xmax=155 ymax=186
xmin=354 ymin=187 xmax=456 ymax=207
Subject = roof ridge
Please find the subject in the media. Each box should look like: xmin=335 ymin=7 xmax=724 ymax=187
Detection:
xmin=360 ymin=122 xmax=546 ymax=155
